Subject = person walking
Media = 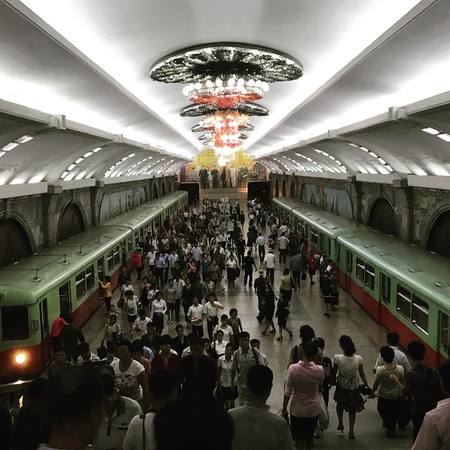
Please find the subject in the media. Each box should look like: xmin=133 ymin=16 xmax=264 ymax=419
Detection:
xmin=333 ymin=335 xmax=369 ymax=440
xmin=289 ymin=251 xmax=302 ymax=288
xmin=243 ymin=249 xmax=257 ymax=288
xmin=203 ymin=294 xmax=224 ymax=340
xmin=263 ymin=249 xmax=276 ymax=284
xmin=187 ymin=297 xmax=205 ymax=338
xmin=150 ymin=291 xmax=167 ymax=334
xmin=98 ymin=275 xmax=113 ymax=312
xmin=231 ymin=365 xmax=295 ymax=450
xmin=277 ymin=232 xmax=289 ymax=264
xmin=254 ymin=270 xmax=267 ymax=323
xmin=306 ymin=251 xmax=316 ymax=285
xmin=60 ymin=314 xmax=85 ymax=363
xmin=283 ymin=342 xmax=324 ymax=450
xmin=275 ymin=295 xmax=293 ymax=341
xmin=256 ymin=232 xmax=266 ymax=261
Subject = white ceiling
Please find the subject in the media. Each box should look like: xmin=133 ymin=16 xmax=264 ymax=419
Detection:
xmin=1 ymin=0 xmax=450 ymax=188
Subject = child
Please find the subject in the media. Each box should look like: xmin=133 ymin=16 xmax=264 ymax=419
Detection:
xmin=228 ymin=308 xmax=243 ymax=350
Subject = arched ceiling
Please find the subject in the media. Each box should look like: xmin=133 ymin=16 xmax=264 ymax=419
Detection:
xmin=1 ymin=0 xmax=450 ymax=190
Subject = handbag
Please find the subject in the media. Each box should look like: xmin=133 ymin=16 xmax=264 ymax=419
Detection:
xmin=117 ymin=296 xmax=125 ymax=309
xmin=359 ymin=384 xmax=372 ymax=396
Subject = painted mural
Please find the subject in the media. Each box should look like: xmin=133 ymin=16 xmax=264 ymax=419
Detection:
xmin=300 ymin=183 xmax=353 ymax=220
xmin=99 ymin=186 xmax=147 ymax=223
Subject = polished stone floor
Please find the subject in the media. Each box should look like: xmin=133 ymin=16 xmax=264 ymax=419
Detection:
xmin=84 ymin=228 xmax=412 ymax=450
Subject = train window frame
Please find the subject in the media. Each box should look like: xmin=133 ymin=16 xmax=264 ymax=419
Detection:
xmin=310 ymin=229 xmax=319 ymax=245
xmin=364 ymin=263 xmax=375 ymax=290
xmin=439 ymin=312 xmax=449 ymax=354
xmin=396 ymin=285 xmax=412 ymax=320
xmin=113 ymin=246 xmax=120 ymax=267
xmin=319 ymin=233 xmax=324 ymax=251
xmin=412 ymin=295 xmax=429 ymax=334
xmin=97 ymin=257 xmax=105 ymax=280
xmin=2 ymin=305 xmax=30 ymax=341
xmin=59 ymin=282 xmax=72 ymax=316
xmin=356 ymin=257 xmax=365 ymax=282
xmin=75 ymin=271 xmax=87 ymax=300
xmin=107 ymin=249 xmax=114 ymax=272
xmin=85 ymin=264 xmax=95 ymax=291
xmin=380 ymin=273 xmax=391 ymax=304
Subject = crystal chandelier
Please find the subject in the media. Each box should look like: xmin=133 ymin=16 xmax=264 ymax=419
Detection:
xmin=149 ymin=42 xmax=302 ymax=150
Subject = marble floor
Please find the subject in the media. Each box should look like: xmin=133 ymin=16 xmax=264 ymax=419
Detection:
xmin=84 ymin=255 xmax=413 ymax=450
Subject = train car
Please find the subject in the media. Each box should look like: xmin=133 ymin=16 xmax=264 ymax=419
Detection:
xmin=337 ymin=230 xmax=450 ymax=367
xmin=0 ymin=191 xmax=187 ymax=382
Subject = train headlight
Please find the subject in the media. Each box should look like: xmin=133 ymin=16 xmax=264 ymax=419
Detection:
xmin=15 ymin=351 xmax=27 ymax=365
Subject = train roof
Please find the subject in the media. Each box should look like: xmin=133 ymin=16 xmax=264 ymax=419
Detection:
xmin=274 ymin=198 xmax=364 ymax=237
xmin=0 ymin=225 xmax=130 ymax=304
xmin=338 ymin=230 xmax=450 ymax=311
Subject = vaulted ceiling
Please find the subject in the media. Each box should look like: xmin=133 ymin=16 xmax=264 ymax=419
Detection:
xmin=1 ymin=0 xmax=450 ymax=189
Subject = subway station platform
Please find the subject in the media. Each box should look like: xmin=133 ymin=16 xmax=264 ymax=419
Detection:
xmin=83 ymin=242 xmax=412 ymax=450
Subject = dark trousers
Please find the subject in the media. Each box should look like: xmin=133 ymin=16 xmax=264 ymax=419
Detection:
xmin=412 ymin=412 xmax=426 ymax=442
xmin=378 ymin=397 xmax=400 ymax=435
xmin=238 ymin=252 xmax=244 ymax=265
xmin=192 ymin=324 xmax=204 ymax=338
xmin=256 ymin=295 xmax=264 ymax=321
xmin=279 ymin=249 xmax=287 ymax=263
xmin=244 ymin=270 xmax=253 ymax=287
xmin=258 ymin=245 xmax=265 ymax=261
xmin=104 ymin=296 xmax=112 ymax=312
xmin=136 ymin=267 xmax=142 ymax=281
xmin=51 ymin=336 xmax=61 ymax=350
xmin=266 ymin=268 xmax=275 ymax=284
xmin=292 ymin=270 xmax=301 ymax=287
xmin=182 ymin=303 xmax=191 ymax=322
xmin=207 ymin=316 xmax=218 ymax=340
xmin=155 ymin=268 xmax=164 ymax=287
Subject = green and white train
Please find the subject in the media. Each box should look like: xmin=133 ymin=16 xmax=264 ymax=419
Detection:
xmin=0 ymin=191 xmax=188 ymax=382
xmin=274 ymin=197 xmax=450 ymax=368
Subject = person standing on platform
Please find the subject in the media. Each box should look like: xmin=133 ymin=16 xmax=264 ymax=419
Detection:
xmin=290 ymin=251 xmax=302 ymax=288
xmin=256 ymin=232 xmax=266 ymax=261
xmin=150 ymin=291 xmax=167 ymax=335
xmin=263 ymin=249 xmax=276 ymax=284
xmin=188 ymin=297 xmax=205 ymax=338
xmin=243 ymin=249 xmax=257 ymax=288
xmin=50 ymin=314 xmax=67 ymax=350
xmin=306 ymin=250 xmax=317 ymax=285
xmin=254 ymin=270 xmax=267 ymax=322
xmin=373 ymin=332 xmax=412 ymax=374
xmin=131 ymin=248 xmax=144 ymax=281
xmin=236 ymin=235 xmax=246 ymax=266
xmin=60 ymin=314 xmax=85 ymax=363
xmin=277 ymin=233 xmax=289 ymax=264
xmin=203 ymin=294 xmax=224 ymax=340
xmin=412 ymin=361 xmax=450 ymax=450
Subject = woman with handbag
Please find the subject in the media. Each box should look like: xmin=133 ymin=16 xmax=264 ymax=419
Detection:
xmin=103 ymin=314 xmax=122 ymax=348
xmin=333 ymin=335 xmax=369 ymax=440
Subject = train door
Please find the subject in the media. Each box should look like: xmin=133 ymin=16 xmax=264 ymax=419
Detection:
xmin=39 ymin=298 xmax=51 ymax=363
xmin=379 ymin=273 xmax=391 ymax=327
xmin=59 ymin=282 xmax=72 ymax=316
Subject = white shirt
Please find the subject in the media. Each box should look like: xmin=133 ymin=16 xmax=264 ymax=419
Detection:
xmin=147 ymin=251 xmax=156 ymax=265
xmin=173 ymin=278 xmax=185 ymax=298
xmin=203 ymin=301 xmax=222 ymax=319
xmin=214 ymin=340 xmax=228 ymax=357
xmin=132 ymin=317 xmax=152 ymax=339
xmin=94 ymin=396 xmax=142 ymax=450
xmin=126 ymin=297 xmax=138 ymax=317
xmin=111 ymin=359 xmax=145 ymax=401
xmin=333 ymin=354 xmax=364 ymax=390
xmin=188 ymin=304 xmax=204 ymax=325
xmin=76 ymin=352 xmax=100 ymax=365
xmin=256 ymin=235 xmax=266 ymax=246
xmin=123 ymin=411 xmax=156 ymax=450
xmin=264 ymin=253 xmax=276 ymax=269
xmin=218 ymin=355 xmax=233 ymax=387
xmin=277 ymin=236 xmax=289 ymax=250
xmin=278 ymin=225 xmax=288 ymax=235
xmin=374 ymin=346 xmax=412 ymax=373
xmin=214 ymin=324 xmax=233 ymax=343
xmin=151 ymin=299 xmax=167 ymax=316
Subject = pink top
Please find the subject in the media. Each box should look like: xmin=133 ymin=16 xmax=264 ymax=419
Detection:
xmin=285 ymin=360 xmax=323 ymax=417
xmin=413 ymin=398 xmax=450 ymax=450
xmin=50 ymin=317 xmax=65 ymax=337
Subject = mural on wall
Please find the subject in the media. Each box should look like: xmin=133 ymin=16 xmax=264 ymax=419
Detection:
xmin=300 ymin=183 xmax=353 ymax=220
xmin=99 ymin=186 xmax=147 ymax=223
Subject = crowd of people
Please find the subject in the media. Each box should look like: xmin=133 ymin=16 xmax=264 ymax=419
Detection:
xmin=2 ymin=198 xmax=450 ymax=450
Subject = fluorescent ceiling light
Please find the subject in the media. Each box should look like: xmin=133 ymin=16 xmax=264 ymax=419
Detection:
xmin=3 ymin=142 xmax=19 ymax=151
xmin=437 ymin=133 xmax=450 ymax=143
xmin=75 ymin=157 xmax=84 ymax=164
xmin=83 ymin=151 xmax=93 ymax=157
xmin=16 ymin=135 xmax=34 ymax=143
xmin=92 ymin=147 xmax=102 ymax=152
xmin=421 ymin=127 xmax=440 ymax=135
xmin=0 ymin=151 xmax=5 ymax=158
xmin=68 ymin=164 xmax=76 ymax=170
xmin=359 ymin=146 xmax=369 ymax=152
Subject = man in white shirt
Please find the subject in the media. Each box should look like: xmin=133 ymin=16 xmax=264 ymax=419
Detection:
xmin=229 ymin=365 xmax=295 ymax=450
xmin=203 ymin=294 xmax=224 ymax=340
xmin=132 ymin=310 xmax=152 ymax=340
xmin=373 ymin=332 xmax=412 ymax=373
xmin=76 ymin=342 xmax=100 ymax=365
xmin=187 ymin=297 xmax=205 ymax=338
xmin=277 ymin=233 xmax=290 ymax=264
xmin=256 ymin=233 xmax=266 ymax=261
xmin=263 ymin=249 xmax=276 ymax=284
xmin=123 ymin=369 xmax=178 ymax=450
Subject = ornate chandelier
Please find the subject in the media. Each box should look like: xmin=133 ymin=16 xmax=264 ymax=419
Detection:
xmin=149 ymin=42 xmax=303 ymax=150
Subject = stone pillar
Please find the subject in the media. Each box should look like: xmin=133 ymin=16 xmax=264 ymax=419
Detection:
xmin=347 ymin=177 xmax=362 ymax=223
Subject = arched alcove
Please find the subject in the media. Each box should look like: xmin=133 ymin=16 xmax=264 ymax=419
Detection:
xmin=368 ymin=198 xmax=398 ymax=236
xmin=0 ymin=218 xmax=32 ymax=268
xmin=289 ymin=180 xmax=296 ymax=197
xmin=426 ymin=210 xmax=450 ymax=258
xmin=152 ymin=183 xmax=159 ymax=199
xmin=161 ymin=181 xmax=166 ymax=196
xmin=274 ymin=179 xmax=279 ymax=198
xmin=57 ymin=203 xmax=85 ymax=242
xmin=281 ymin=179 xmax=286 ymax=197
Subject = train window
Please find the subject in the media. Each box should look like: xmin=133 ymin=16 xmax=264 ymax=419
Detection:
xmin=113 ymin=246 xmax=120 ymax=267
xmin=380 ymin=273 xmax=391 ymax=304
xmin=439 ymin=312 xmax=449 ymax=354
xmin=346 ymin=251 xmax=353 ymax=274
xmin=127 ymin=236 xmax=133 ymax=250
xmin=85 ymin=265 xmax=95 ymax=291
xmin=1 ymin=306 xmax=29 ymax=341
xmin=107 ymin=250 xmax=114 ymax=272
xmin=310 ymin=229 xmax=319 ymax=245
xmin=364 ymin=263 xmax=375 ymax=290
xmin=412 ymin=296 xmax=429 ymax=334
xmin=396 ymin=286 xmax=412 ymax=320
xmin=97 ymin=257 xmax=105 ymax=280
xmin=59 ymin=282 xmax=72 ymax=316
xmin=75 ymin=271 xmax=87 ymax=299
xmin=356 ymin=257 xmax=365 ymax=282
